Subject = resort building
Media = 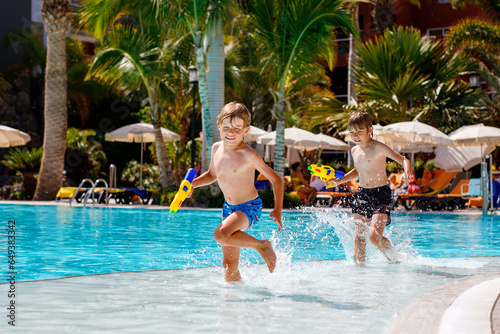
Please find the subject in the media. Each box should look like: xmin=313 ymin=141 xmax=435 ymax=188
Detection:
xmin=330 ymin=0 xmax=488 ymax=103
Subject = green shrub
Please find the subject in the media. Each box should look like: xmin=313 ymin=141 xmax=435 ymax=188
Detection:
xmin=386 ymin=161 xmax=399 ymax=173
xmin=258 ymin=188 xmax=302 ymax=208
xmin=154 ymin=189 xmax=177 ymax=206
xmin=192 ymin=188 xmax=225 ymax=208
xmin=1 ymin=147 xmax=43 ymax=173
xmin=284 ymin=192 xmax=302 ymax=208
xmin=121 ymin=160 xmax=160 ymax=190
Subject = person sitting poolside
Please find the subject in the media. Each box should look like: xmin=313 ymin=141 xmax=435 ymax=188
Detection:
xmin=290 ymin=162 xmax=317 ymax=206
xmin=417 ymin=168 xmax=434 ymax=190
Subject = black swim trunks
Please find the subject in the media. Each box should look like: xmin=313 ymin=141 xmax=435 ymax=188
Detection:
xmin=350 ymin=185 xmax=392 ymax=225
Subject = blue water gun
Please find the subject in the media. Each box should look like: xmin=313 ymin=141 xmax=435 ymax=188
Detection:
xmin=170 ymin=168 xmax=197 ymax=214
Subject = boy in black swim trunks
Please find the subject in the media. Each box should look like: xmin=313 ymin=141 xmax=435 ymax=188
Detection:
xmin=327 ymin=110 xmax=413 ymax=264
xmin=190 ymin=102 xmax=283 ymax=281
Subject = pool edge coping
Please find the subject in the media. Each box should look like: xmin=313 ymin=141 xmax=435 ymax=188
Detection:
xmin=0 ymin=200 xmax=489 ymax=215
xmin=388 ymin=271 xmax=500 ymax=334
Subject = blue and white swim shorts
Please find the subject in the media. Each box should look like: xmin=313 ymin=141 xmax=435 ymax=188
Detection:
xmin=222 ymin=197 xmax=263 ymax=230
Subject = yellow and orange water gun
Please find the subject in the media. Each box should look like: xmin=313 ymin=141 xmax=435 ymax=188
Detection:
xmin=170 ymin=168 xmax=197 ymax=214
xmin=308 ymin=164 xmax=344 ymax=188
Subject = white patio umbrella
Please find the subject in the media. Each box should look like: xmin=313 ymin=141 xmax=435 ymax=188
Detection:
xmin=244 ymin=125 xmax=267 ymax=142
xmin=0 ymin=125 xmax=31 ymax=147
xmin=105 ymin=122 xmax=180 ymax=187
xmin=448 ymin=124 xmax=500 ymax=212
xmin=316 ymin=134 xmax=351 ymax=151
xmin=256 ymin=126 xmax=324 ymax=151
xmin=434 ymin=145 xmax=496 ymax=171
xmin=449 ymin=124 xmax=500 ymax=146
xmin=340 ymin=124 xmax=434 ymax=153
xmin=382 ymin=121 xmax=452 ymax=146
xmin=381 ymin=121 xmax=452 ymax=163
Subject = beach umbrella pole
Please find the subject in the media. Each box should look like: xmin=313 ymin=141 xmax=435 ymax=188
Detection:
xmin=481 ymin=160 xmax=488 ymax=215
xmin=140 ymin=142 xmax=144 ymax=188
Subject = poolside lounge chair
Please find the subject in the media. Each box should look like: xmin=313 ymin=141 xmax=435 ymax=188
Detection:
xmin=56 ymin=187 xmax=87 ymax=202
xmin=461 ymin=178 xmax=481 ymax=198
xmin=463 ymin=178 xmax=500 ymax=209
xmin=395 ymin=170 xmax=459 ymax=211
xmin=108 ymin=187 xmax=156 ymax=205
xmin=404 ymin=179 xmax=470 ymax=211
xmin=312 ymin=180 xmax=357 ymax=207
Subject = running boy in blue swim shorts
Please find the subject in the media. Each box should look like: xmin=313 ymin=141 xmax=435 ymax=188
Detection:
xmin=190 ymin=102 xmax=283 ymax=281
xmin=327 ymin=110 xmax=414 ymax=264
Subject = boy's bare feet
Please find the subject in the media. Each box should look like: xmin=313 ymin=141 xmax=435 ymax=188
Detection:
xmin=224 ymin=269 xmax=242 ymax=282
xmin=257 ymin=240 xmax=277 ymax=273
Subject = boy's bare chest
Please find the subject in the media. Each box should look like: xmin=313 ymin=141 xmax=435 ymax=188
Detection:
xmin=353 ymin=147 xmax=384 ymax=170
xmin=213 ymin=150 xmax=250 ymax=182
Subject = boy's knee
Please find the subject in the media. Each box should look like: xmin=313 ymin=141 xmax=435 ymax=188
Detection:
xmin=369 ymin=230 xmax=382 ymax=245
xmin=214 ymin=227 xmax=223 ymax=244
xmin=354 ymin=234 xmax=366 ymax=245
xmin=214 ymin=226 xmax=231 ymax=244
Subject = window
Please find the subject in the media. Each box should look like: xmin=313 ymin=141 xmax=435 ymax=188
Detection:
xmin=427 ymin=27 xmax=450 ymax=38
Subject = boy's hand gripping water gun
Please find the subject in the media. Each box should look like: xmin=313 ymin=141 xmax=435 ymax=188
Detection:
xmin=170 ymin=168 xmax=197 ymax=214
xmin=308 ymin=164 xmax=345 ymax=188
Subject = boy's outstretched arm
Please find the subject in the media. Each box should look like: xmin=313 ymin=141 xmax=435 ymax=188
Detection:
xmin=252 ymin=151 xmax=283 ymax=231
xmin=326 ymin=168 xmax=359 ymax=189
xmin=191 ymin=144 xmax=218 ymax=190
xmin=383 ymin=145 xmax=414 ymax=182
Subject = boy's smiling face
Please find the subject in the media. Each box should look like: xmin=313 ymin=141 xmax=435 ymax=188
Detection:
xmin=217 ymin=117 xmax=249 ymax=146
xmin=349 ymin=126 xmax=373 ymax=146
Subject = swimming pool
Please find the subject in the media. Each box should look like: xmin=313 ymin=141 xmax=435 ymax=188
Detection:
xmin=1 ymin=203 xmax=499 ymax=333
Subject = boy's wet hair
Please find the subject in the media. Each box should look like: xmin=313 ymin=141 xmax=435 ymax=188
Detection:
xmin=218 ymin=102 xmax=251 ymax=127
xmin=348 ymin=109 xmax=372 ymax=130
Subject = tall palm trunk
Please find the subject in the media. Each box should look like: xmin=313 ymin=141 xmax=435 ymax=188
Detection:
xmin=205 ymin=20 xmax=224 ymax=144
xmin=271 ymin=89 xmax=288 ymax=179
xmin=347 ymin=5 xmax=359 ymax=104
xmin=34 ymin=0 xmax=71 ymax=200
xmin=152 ymin=117 xmax=171 ymax=189
xmin=194 ymin=33 xmax=214 ymax=171
xmin=149 ymin=86 xmax=174 ymax=190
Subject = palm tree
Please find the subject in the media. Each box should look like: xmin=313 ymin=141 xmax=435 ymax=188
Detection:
xmin=34 ymin=0 xmax=72 ymax=200
xmin=447 ymin=0 xmax=500 ymax=95
xmin=174 ymin=0 xmax=232 ymax=169
xmin=80 ymin=0 xmax=190 ymax=189
xmin=353 ymin=26 xmax=472 ymax=122
xmin=357 ymin=0 xmax=421 ymax=33
xmin=244 ymin=0 xmax=357 ymax=178
xmin=85 ymin=24 xmax=178 ymax=189
xmin=450 ymin=0 xmax=500 ymax=21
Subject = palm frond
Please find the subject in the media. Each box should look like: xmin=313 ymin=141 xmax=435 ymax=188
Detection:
xmin=447 ymin=18 xmax=500 ymax=55
xmin=450 ymin=0 xmax=500 ymax=21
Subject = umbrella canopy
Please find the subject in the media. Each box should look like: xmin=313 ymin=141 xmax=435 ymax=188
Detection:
xmin=449 ymin=124 xmax=500 ymax=146
xmin=104 ymin=122 xmax=180 ymax=143
xmin=244 ymin=125 xmax=267 ymax=142
xmin=434 ymin=145 xmax=496 ymax=171
xmin=105 ymin=122 xmax=180 ymax=188
xmin=340 ymin=124 xmax=433 ymax=153
xmin=381 ymin=121 xmax=452 ymax=147
xmin=256 ymin=127 xmax=324 ymax=151
xmin=316 ymin=134 xmax=350 ymax=151
xmin=0 ymin=125 xmax=31 ymax=147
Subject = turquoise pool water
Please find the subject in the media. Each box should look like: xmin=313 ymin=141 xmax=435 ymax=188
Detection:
xmin=1 ymin=204 xmax=499 ymax=281
xmin=1 ymin=204 xmax=500 ymax=333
